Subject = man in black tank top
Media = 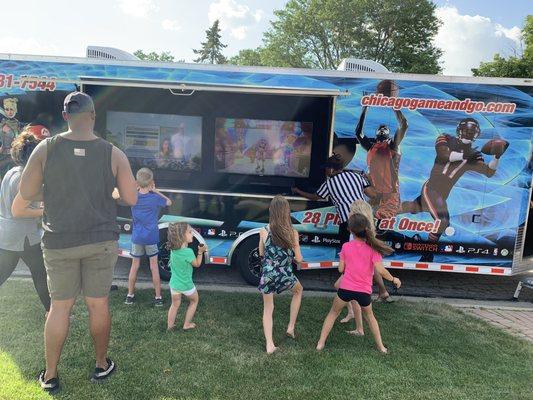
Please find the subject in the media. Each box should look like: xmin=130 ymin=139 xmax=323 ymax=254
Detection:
xmin=19 ymin=92 xmax=137 ymax=392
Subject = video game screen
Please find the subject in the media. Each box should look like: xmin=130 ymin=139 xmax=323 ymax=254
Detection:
xmin=106 ymin=111 xmax=202 ymax=172
xmin=214 ymin=118 xmax=313 ymax=177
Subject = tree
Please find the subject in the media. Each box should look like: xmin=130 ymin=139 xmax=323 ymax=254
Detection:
xmin=134 ymin=50 xmax=177 ymax=62
xmin=228 ymin=48 xmax=264 ymax=66
xmin=231 ymin=0 xmax=442 ymax=73
xmin=193 ymin=20 xmax=227 ymax=64
xmin=472 ymin=15 xmax=533 ymax=78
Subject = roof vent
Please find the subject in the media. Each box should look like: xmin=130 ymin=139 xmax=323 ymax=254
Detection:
xmin=337 ymin=58 xmax=389 ymax=73
xmin=86 ymin=46 xmax=139 ymax=61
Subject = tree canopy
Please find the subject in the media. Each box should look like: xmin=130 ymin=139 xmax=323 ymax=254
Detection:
xmin=133 ymin=50 xmax=177 ymax=62
xmin=472 ymin=15 xmax=533 ymax=78
xmin=230 ymin=0 xmax=442 ymax=73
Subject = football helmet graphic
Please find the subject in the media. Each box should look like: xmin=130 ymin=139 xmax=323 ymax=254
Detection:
xmin=456 ymin=118 xmax=480 ymax=143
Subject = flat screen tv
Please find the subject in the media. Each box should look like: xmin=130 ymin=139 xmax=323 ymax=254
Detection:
xmin=214 ymin=117 xmax=313 ymax=178
xmin=106 ymin=111 xmax=202 ymax=172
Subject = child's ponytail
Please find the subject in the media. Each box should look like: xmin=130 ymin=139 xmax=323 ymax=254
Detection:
xmin=348 ymin=213 xmax=393 ymax=256
xmin=364 ymin=227 xmax=393 ymax=256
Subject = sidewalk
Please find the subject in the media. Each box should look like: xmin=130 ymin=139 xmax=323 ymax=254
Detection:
xmin=462 ymin=308 xmax=533 ymax=342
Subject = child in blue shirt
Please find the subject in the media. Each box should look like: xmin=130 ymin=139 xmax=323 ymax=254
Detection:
xmin=125 ymin=168 xmax=172 ymax=306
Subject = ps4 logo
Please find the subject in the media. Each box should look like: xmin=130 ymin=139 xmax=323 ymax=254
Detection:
xmin=457 ymin=246 xmax=490 ymax=254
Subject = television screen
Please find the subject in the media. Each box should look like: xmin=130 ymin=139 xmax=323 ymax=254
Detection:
xmin=214 ymin=118 xmax=313 ymax=177
xmin=106 ymin=111 xmax=202 ymax=172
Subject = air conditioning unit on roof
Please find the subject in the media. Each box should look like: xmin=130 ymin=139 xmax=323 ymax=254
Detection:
xmin=86 ymin=46 xmax=139 ymax=61
xmin=337 ymin=58 xmax=389 ymax=73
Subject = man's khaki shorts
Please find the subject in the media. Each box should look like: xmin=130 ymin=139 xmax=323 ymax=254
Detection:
xmin=43 ymin=240 xmax=118 ymax=300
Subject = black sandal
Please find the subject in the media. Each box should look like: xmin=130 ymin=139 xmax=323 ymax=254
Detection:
xmin=90 ymin=358 xmax=116 ymax=383
xmin=38 ymin=370 xmax=60 ymax=393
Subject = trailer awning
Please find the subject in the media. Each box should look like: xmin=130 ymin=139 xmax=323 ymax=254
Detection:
xmin=79 ymin=76 xmax=349 ymax=97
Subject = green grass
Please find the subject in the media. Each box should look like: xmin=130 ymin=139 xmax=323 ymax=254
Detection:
xmin=0 ymin=279 xmax=532 ymax=400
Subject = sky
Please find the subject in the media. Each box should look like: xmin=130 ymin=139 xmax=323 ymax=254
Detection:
xmin=0 ymin=0 xmax=530 ymax=76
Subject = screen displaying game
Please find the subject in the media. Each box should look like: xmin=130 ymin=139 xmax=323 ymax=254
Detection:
xmin=106 ymin=111 xmax=202 ymax=172
xmin=214 ymin=118 xmax=313 ymax=177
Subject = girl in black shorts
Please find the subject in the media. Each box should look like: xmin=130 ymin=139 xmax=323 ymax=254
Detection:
xmin=316 ymin=213 xmax=401 ymax=353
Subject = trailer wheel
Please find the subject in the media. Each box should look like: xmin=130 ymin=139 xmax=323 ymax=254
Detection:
xmin=157 ymin=229 xmax=171 ymax=282
xmin=234 ymin=236 xmax=262 ymax=286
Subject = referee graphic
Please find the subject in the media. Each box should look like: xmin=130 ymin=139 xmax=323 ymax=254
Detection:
xmin=292 ymin=154 xmax=377 ymax=244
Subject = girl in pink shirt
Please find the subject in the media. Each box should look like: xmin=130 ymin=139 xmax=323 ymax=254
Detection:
xmin=316 ymin=213 xmax=401 ymax=353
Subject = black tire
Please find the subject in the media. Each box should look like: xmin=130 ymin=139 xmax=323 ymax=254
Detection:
xmin=157 ymin=229 xmax=171 ymax=282
xmin=234 ymin=236 xmax=262 ymax=286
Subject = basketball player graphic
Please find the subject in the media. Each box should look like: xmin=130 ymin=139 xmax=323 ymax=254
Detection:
xmin=355 ymin=80 xmax=408 ymax=219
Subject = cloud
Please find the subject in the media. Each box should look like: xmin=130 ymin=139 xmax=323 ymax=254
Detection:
xmin=231 ymin=26 xmax=247 ymax=40
xmin=117 ymin=0 xmax=158 ymax=18
xmin=434 ymin=6 xmax=522 ymax=76
xmin=252 ymin=10 xmax=264 ymax=23
xmin=208 ymin=0 xmax=263 ymax=40
xmin=0 ymin=37 xmax=62 ymax=56
xmin=162 ymin=19 xmax=181 ymax=31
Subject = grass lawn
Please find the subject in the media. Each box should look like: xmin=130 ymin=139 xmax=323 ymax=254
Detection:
xmin=1 ymin=279 xmax=532 ymax=400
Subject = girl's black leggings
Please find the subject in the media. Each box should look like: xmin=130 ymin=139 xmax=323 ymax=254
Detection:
xmin=0 ymin=238 xmax=50 ymax=311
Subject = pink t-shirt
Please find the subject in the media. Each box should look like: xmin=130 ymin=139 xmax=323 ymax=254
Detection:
xmin=339 ymin=240 xmax=382 ymax=294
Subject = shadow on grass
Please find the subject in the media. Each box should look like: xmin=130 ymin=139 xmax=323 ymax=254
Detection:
xmin=0 ymin=279 xmax=532 ymax=400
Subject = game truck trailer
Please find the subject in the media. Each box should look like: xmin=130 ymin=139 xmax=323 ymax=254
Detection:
xmin=0 ymin=52 xmax=531 ymax=285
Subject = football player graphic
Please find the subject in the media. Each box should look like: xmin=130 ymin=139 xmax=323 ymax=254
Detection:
xmin=401 ymin=118 xmax=509 ymax=262
xmin=355 ymin=105 xmax=408 ymax=219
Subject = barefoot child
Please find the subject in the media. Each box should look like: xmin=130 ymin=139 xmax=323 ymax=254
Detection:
xmin=317 ymin=213 xmax=401 ymax=353
xmin=125 ymin=168 xmax=172 ymax=306
xmin=337 ymin=200 xmax=395 ymax=331
xmin=259 ymin=195 xmax=303 ymax=354
xmin=167 ymin=222 xmax=207 ymax=330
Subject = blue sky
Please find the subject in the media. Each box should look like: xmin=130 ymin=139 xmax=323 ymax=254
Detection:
xmin=0 ymin=1 xmax=530 ymax=76
xmin=434 ymin=0 xmax=531 ymax=27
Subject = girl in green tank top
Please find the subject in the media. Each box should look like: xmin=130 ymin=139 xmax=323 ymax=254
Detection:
xmin=166 ymin=222 xmax=207 ymax=331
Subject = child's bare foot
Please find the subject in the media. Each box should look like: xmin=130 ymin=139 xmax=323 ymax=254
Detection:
xmin=377 ymin=345 xmax=388 ymax=354
xmin=346 ymin=330 xmax=364 ymax=336
xmin=286 ymin=329 xmax=295 ymax=339
xmin=266 ymin=345 xmax=278 ymax=354
xmin=316 ymin=342 xmax=325 ymax=351
xmin=183 ymin=323 xmax=196 ymax=330
xmin=340 ymin=314 xmax=354 ymax=323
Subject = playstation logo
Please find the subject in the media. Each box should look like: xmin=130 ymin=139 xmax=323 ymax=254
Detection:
xmin=219 ymin=230 xmax=227 ymax=237
xmin=312 ymin=235 xmax=321 ymax=244
xmin=456 ymin=246 xmax=466 ymax=254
